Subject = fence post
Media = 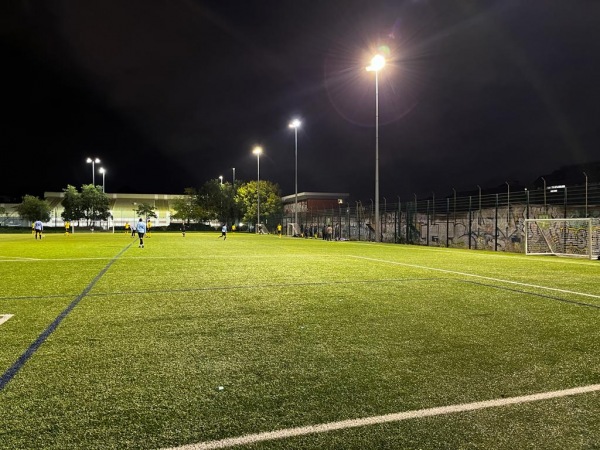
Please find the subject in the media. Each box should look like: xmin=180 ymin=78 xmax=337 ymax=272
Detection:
xmin=397 ymin=197 xmax=401 ymax=244
xmin=563 ymin=186 xmax=568 ymax=251
xmin=468 ymin=196 xmax=472 ymax=249
xmin=405 ymin=202 xmax=409 ymax=244
xmin=346 ymin=207 xmax=349 ymax=240
xmin=446 ymin=197 xmax=450 ymax=248
xmin=494 ymin=193 xmax=498 ymax=252
xmin=357 ymin=202 xmax=361 ymax=241
xmin=426 ymin=199 xmax=430 ymax=246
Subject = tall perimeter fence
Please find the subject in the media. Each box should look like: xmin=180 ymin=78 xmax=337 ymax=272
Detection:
xmin=281 ymin=182 xmax=600 ymax=254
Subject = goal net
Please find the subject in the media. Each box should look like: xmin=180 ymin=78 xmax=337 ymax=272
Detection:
xmin=525 ymin=218 xmax=599 ymax=259
xmin=286 ymin=223 xmax=301 ymax=236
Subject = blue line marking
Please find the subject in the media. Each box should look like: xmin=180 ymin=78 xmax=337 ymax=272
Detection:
xmin=0 ymin=245 xmax=131 ymax=391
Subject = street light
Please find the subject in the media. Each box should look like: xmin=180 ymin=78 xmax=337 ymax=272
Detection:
xmin=288 ymin=118 xmax=301 ymax=228
xmin=253 ymin=146 xmax=262 ymax=233
xmin=367 ymin=54 xmax=385 ymax=242
xmin=99 ymin=167 xmax=106 ymax=193
xmin=218 ymin=175 xmax=223 ymax=185
xmin=86 ymin=157 xmax=100 ymax=186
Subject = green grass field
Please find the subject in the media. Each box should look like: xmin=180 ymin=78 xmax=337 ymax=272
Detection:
xmin=0 ymin=231 xmax=599 ymax=449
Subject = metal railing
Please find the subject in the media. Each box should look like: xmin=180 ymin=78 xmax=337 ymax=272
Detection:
xmin=281 ymin=182 xmax=600 ymax=253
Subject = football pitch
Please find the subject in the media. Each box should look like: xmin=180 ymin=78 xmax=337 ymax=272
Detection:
xmin=0 ymin=231 xmax=599 ymax=449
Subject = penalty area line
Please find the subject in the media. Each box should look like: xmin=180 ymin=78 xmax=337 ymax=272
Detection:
xmin=348 ymin=255 xmax=600 ymax=300
xmin=163 ymin=384 xmax=600 ymax=450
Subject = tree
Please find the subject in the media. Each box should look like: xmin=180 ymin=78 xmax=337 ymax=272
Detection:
xmin=134 ymin=203 xmax=158 ymax=223
xmin=14 ymin=195 xmax=51 ymax=223
xmin=80 ymin=184 xmax=111 ymax=226
xmin=60 ymin=185 xmax=84 ymax=224
xmin=235 ymin=180 xmax=282 ymax=226
xmin=198 ymin=179 xmax=239 ymax=225
xmin=171 ymin=187 xmax=203 ymax=224
xmin=198 ymin=179 xmax=223 ymax=221
xmin=60 ymin=184 xmax=110 ymax=226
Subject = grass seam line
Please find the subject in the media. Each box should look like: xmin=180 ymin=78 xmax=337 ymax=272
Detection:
xmin=162 ymin=384 xmax=600 ymax=450
xmin=0 ymin=244 xmax=132 ymax=392
xmin=0 ymin=278 xmax=438 ymax=301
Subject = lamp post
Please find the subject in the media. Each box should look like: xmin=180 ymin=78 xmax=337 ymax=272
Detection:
xmin=99 ymin=167 xmax=106 ymax=193
xmin=288 ymin=119 xmax=301 ymax=227
xmin=86 ymin=157 xmax=100 ymax=186
xmin=218 ymin=175 xmax=223 ymax=185
xmin=232 ymin=167 xmax=236 ymax=185
xmin=253 ymin=146 xmax=262 ymax=232
xmin=367 ymin=54 xmax=385 ymax=242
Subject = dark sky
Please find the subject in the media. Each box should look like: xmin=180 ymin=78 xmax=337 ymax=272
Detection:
xmin=2 ymin=0 xmax=599 ymax=202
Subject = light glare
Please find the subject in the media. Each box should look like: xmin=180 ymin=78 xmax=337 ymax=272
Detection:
xmin=366 ymin=54 xmax=385 ymax=72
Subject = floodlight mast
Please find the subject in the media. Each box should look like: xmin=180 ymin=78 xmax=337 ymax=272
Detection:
xmin=86 ymin=157 xmax=101 ymax=186
xmin=252 ymin=146 xmax=262 ymax=232
xmin=289 ymin=119 xmax=301 ymax=229
xmin=366 ymin=54 xmax=385 ymax=242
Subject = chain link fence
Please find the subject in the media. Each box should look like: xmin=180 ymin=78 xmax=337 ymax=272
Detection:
xmin=281 ymin=182 xmax=600 ymax=254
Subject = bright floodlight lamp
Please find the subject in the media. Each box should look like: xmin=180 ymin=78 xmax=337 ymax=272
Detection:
xmin=86 ymin=157 xmax=101 ymax=186
xmin=288 ymin=119 xmax=301 ymax=231
xmin=366 ymin=54 xmax=385 ymax=72
xmin=99 ymin=167 xmax=106 ymax=192
xmin=252 ymin=146 xmax=262 ymax=233
xmin=366 ymin=53 xmax=385 ymax=242
xmin=218 ymin=175 xmax=223 ymax=184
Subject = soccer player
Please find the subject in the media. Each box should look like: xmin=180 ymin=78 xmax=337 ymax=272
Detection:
xmin=218 ymin=224 xmax=227 ymax=240
xmin=34 ymin=220 xmax=43 ymax=239
xmin=136 ymin=218 xmax=147 ymax=248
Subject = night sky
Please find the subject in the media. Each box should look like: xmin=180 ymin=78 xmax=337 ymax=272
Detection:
xmin=2 ymin=0 xmax=599 ymax=202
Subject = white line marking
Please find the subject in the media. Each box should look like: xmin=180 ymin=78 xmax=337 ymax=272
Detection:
xmin=349 ymin=255 xmax=600 ymax=300
xmin=0 ymin=314 xmax=14 ymax=326
xmin=163 ymin=384 xmax=600 ymax=450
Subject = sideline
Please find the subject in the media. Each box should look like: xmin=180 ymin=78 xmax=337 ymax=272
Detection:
xmin=163 ymin=384 xmax=600 ymax=450
xmin=0 ymin=243 xmax=132 ymax=391
xmin=349 ymin=255 xmax=600 ymax=300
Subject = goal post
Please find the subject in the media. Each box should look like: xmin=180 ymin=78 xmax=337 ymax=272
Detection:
xmin=525 ymin=218 xmax=599 ymax=259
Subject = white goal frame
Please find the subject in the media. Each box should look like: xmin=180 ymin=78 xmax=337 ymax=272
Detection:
xmin=525 ymin=218 xmax=599 ymax=259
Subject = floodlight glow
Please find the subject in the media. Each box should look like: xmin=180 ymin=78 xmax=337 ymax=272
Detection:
xmin=366 ymin=54 xmax=385 ymax=72
xmin=99 ymin=167 xmax=106 ymax=192
xmin=288 ymin=119 xmax=301 ymax=129
xmin=252 ymin=146 xmax=262 ymax=155
xmin=86 ymin=157 xmax=101 ymax=186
